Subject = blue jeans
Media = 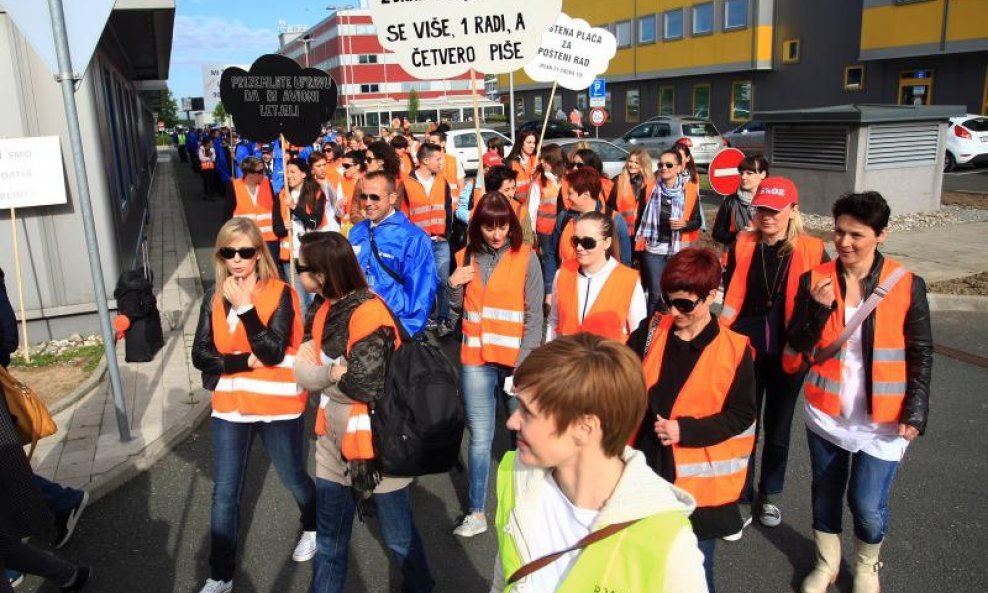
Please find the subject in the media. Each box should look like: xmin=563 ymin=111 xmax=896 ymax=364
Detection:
xmin=640 ymin=252 xmax=670 ymax=317
xmin=431 ymin=240 xmax=451 ymax=322
xmin=537 ymin=233 xmax=554 ymax=296
xmin=33 ymin=475 xmax=84 ymax=516
xmin=209 ymin=416 xmax=316 ymax=582
xmin=282 ymin=261 xmax=314 ymax=310
xmin=697 ymin=537 xmax=716 ymax=593
xmin=310 ymin=479 xmax=434 ymax=593
xmin=806 ymin=429 xmax=900 ymax=544
xmin=461 ymin=364 xmax=517 ymax=513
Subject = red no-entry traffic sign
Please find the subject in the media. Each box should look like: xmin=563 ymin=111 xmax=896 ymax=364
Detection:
xmin=708 ymin=148 xmax=746 ymax=196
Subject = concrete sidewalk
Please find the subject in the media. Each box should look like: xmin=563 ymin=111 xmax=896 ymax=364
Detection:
xmin=28 ymin=152 xmax=211 ymax=500
xmin=882 ymin=221 xmax=988 ymax=284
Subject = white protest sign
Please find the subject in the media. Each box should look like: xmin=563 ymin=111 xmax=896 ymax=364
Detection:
xmin=523 ymin=13 xmax=617 ymax=91
xmin=0 ymin=136 xmax=68 ymax=209
xmin=366 ymin=0 xmax=563 ymax=78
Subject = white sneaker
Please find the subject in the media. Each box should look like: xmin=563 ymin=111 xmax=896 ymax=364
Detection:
xmin=292 ymin=530 xmax=317 ymax=562
xmin=759 ymin=503 xmax=782 ymax=527
xmin=197 ymin=579 xmax=232 ymax=593
xmin=721 ymin=514 xmax=753 ymax=542
xmin=453 ymin=513 xmax=488 ymax=537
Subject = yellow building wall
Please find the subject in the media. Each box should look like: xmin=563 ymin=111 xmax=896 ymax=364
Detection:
xmin=945 ymin=0 xmax=988 ymax=43
xmin=860 ymin=0 xmax=944 ymax=50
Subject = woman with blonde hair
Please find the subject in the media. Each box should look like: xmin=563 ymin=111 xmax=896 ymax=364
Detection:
xmin=191 ymin=217 xmax=316 ymax=593
xmin=720 ymin=177 xmax=826 ymax=537
xmin=608 ymin=147 xmax=655 ymax=238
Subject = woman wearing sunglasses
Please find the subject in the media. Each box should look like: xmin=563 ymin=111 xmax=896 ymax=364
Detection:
xmin=293 ymin=231 xmax=434 ymax=593
xmin=719 ymin=177 xmax=827 ymax=536
xmin=336 ymin=151 xmax=366 ymax=231
xmin=547 ymin=211 xmax=645 ymax=343
xmin=446 ymin=192 xmax=544 ymax=539
xmin=607 ymin=147 xmax=655 ymax=238
xmin=628 ymin=246 xmax=756 ymax=593
xmin=276 ymin=158 xmax=328 ymax=310
xmin=191 ymin=217 xmax=315 ymax=593
xmin=635 ymin=149 xmax=703 ymax=317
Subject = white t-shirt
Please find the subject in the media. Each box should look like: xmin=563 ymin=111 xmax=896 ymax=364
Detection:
xmin=804 ymin=303 xmax=910 ymax=461
xmin=525 ymin=474 xmax=599 ymax=593
xmin=547 ymin=257 xmax=647 ymax=342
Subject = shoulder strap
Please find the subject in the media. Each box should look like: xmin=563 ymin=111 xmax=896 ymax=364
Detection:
xmin=507 ymin=519 xmax=640 ymax=585
xmin=643 ymin=313 xmax=664 ymax=354
xmin=369 ymin=229 xmax=406 ymax=286
xmin=812 ymin=266 xmax=909 ymax=365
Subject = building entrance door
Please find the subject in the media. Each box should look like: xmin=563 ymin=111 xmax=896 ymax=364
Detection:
xmin=899 ymin=69 xmax=934 ymax=106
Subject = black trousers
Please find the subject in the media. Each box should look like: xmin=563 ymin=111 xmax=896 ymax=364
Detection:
xmin=0 ymin=542 xmax=78 ymax=591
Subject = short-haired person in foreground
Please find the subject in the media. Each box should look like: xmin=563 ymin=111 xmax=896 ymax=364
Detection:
xmin=787 ymin=192 xmax=932 ymax=593
xmin=629 ymin=247 xmax=756 ymax=593
xmin=490 ymin=334 xmax=708 ymax=593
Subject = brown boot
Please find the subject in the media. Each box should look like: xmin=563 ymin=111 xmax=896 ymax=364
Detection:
xmin=852 ymin=538 xmax=883 ymax=593
xmin=801 ymin=530 xmax=841 ymax=593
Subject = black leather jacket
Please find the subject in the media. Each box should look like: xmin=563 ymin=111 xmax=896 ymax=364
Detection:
xmin=192 ymin=284 xmax=295 ymax=391
xmin=787 ymin=252 xmax=933 ymax=433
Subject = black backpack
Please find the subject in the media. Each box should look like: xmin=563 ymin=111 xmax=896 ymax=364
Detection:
xmin=371 ymin=308 xmax=465 ymax=477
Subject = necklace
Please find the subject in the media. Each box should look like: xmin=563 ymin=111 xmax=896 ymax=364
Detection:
xmin=759 ymin=242 xmax=787 ymax=309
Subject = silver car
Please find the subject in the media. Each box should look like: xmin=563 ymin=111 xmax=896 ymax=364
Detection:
xmin=723 ymin=120 xmax=767 ymax=155
xmin=552 ymin=138 xmax=629 ymax=179
xmin=612 ymin=116 xmax=725 ymax=166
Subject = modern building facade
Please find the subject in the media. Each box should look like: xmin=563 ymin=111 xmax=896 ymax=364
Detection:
xmin=503 ymin=0 xmax=988 ymax=137
xmin=0 ymin=1 xmax=175 ymax=340
xmin=277 ymin=4 xmax=503 ymax=129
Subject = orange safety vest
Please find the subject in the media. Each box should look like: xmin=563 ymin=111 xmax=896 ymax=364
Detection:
xmin=442 ymin=153 xmax=461 ymax=194
xmin=613 ymin=176 xmax=655 ymax=237
xmin=801 ymin=259 xmax=912 ymax=422
xmin=403 ymin=173 xmax=449 ymax=236
xmin=535 ymin=177 xmax=561 ymax=236
xmin=642 ymin=315 xmax=755 ymax=507
xmin=457 ymin=245 xmax=532 ymax=367
xmin=555 ymin=259 xmax=640 ymax=342
xmin=720 ymin=232 xmax=825 ymax=329
xmin=310 ymin=296 xmax=402 ymax=437
xmin=399 ymin=152 xmax=414 ymax=181
xmin=210 ymin=280 xmax=305 ymax=418
xmin=557 ymin=207 xmax=618 ymax=264
xmin=600 ymin=177 xmax=614 ymax=205
xmin=512 ymin=155 xmax=538 ymax=198
xmin=232 ymin=178 xmax=276 ymax=242
xmin=634 ymin=182 xmax=700 ymax=252
xmin=277 ymin=188 xmax=330 ymax=262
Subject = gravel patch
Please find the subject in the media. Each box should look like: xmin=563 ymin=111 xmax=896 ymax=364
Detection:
xmin=928 ymin=272 xmax=988 ymax=296
xmin=802 ymin=205 xmax=988 ymax=233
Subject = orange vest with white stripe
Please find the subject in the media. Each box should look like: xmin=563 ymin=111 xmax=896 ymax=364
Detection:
xmin=802 ymin=259 xmax=912 ymax=423
xmin=404 ymin=173 xmax=449 ymax=236
xmin=210 ymin=280 xmax=305 ymax=418
xmin=232 ymin=179 xmax=276 ymax=242
xmin=555 ymin=259 xmax=640 ymax=342
xmin=614 ymin=176 xmax=655 ymax=237
xmin=311 ymin=296 xmax=402 ymax=438
xmin=643 ymin=315 xmax=755 ymax=507
xmin=457 ymin=245 xmax=532 ymax=367
xmin=535 ymin=177 xmax=561 ymax=235
xmin=278 ymin=188 xmax=330 ymax=262
xmin=512 ymin=155 xmax=538 ymax=199
xmin=442 ymin=153 xmax=461 ymax=194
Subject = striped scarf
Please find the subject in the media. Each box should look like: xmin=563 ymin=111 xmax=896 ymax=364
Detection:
xmin=636 ymin=178 xmax=685 ymax=252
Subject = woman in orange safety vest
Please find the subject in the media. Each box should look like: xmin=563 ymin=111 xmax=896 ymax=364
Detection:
xmin=607 ymin=147 xmax=655 ymax=238
xmin=548 ymin=211 xmax=646 ymax=343
xmin=786 ymin=191 xmax=932 ymax=593
xmin=276 ymin=158 xmax=327 ymax=310
xmin=446 ymin=193 xmax=544 ymax=540
xmin=190 ymin=217 xmax=315 ymax=593
xmin=506 ymin=130 xmax=539 ymax=200
xmin=629 ymin=246 xmax=756 ymax=593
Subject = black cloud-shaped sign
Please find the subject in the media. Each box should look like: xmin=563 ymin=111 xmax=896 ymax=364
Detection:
xmin=220 ymin=54 xmax=338 ymax=146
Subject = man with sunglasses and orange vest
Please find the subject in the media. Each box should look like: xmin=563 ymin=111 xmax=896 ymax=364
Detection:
xmin=224 ymin=156 xmax=285 ymax=271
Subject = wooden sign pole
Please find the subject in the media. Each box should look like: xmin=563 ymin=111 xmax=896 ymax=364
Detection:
xmin=9 ymin=208 xmax=30 ymax=363
xmin=280 ymin=134 xmax=296 ymax=288
xmin=535 ymin=81 xmax=558 ymax=163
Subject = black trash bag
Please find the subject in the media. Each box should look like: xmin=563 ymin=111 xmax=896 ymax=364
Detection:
xmin=114 ymin=268 xmax=164 ymax=362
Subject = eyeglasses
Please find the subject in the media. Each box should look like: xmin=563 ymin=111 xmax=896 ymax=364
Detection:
xmin=219 ymin=247 xmax=257 ymax=260
xmin=358 ymin=193 xmax=384 ymax=202
xmin=659 ymin=162 xmax=678 ymax=169
xmin=295 ymin=260 xmax=311 ymax=274
xmin=341 ymin=163 xmax=355 ymax=169
xmin=569 ymin=162 xmax=585 ymax=169
xmin=246 ymin=169 xmax=265 ymax=176
xmin=663 ymin=294 xmax=705 ymax=313
xmin=569 ymin=235 xmax=599 ymax=250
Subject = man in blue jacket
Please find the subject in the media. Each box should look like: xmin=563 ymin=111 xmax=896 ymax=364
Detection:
xmin=348 ymin=171 xmax=437 ymax=337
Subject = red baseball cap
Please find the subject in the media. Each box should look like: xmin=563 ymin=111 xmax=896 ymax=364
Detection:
xmin=482 ymin=152 xmax=503 ymax=168
xmin=752 ymin=177 xmax=799 ymax=210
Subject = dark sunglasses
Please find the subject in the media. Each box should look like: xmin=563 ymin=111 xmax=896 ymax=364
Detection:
xmin=219 ymin=247 xmax=257 ymax=260
xmin=358 ymin=193 xmax=384 ymax=202
xmin=569 ymin=162 xmax=585 ymax=169
xmin=664 ymin=294 xmax=705 ymax=313
xmin=245 ymin=169 xmax=265 ymax=175
xmin=569 ymin=235 xmax=599 ymax=250
xmin=658 ymin=162 xmax=678 ymax=169
xmin=295 ymin=260 xmax=311 ymax=274
xmin=341 ymin=163 xmax=355 ymax=169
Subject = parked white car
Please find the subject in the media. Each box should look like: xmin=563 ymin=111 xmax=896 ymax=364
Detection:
xmin=945 ymin=115 xmax=988 ymax=171
xmin=553 ymin=138 xmax=630 ymax=179
xmin=446 ymin=128 xmax=513 ymax=174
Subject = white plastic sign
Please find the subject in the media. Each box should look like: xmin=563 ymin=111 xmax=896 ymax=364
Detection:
xmin=366 ymin=0 xmax=562 ymax=78
xmin=523 ymin=13 xmax=616 ymax=91
xmin=0 ymin=136 xmax=68 ymax=209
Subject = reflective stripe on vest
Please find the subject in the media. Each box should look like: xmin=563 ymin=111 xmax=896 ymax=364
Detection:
xmin=642 ymin=315 xmax=754 ymax=507
xmin=555 ymin=259 xmax=639 ymax=342
xmin=442 ymin=154 xmax=460 ymax=193
xmin=802 ymin=259 xmax=913 ymax=423
xmin=233 ymin=179 xmax=276 ymax=241
xmin=458 ymin=246 xmax=532 ymax=367
xmin=614 ymin=177 xmax=654 ymax=237
xmin=512 ymin=156 xmax=538 ymax=198
xmin=404 ymin=174 xmax=449 ymax=235
xmin=210 ymin=280 xmax=305 ymax=418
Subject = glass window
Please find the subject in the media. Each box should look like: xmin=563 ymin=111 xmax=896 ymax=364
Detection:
xmin=731 ymin=81 xmax=753 ymax=122
xmin=626 ymin=124 xmax=656 ymax=139
xmin=551 ymin=94 xmax=563 ymax=115
xmin=534 ymin=95 xmax=544 ymax=118
xmin=692 ymin=84 xmax=711 ymax=119
xmin=664 ymin=9 xmax=684 ymax=40
xmin=783 ymin=39 xmax=800 ymax=64
xmin=577 ymin=93 xmax=588 ymax=112
xmin=724 ymin=0 xmax=749 ymax=29
xmin=626 ymin=89 xmax=641 ymax=122
xmin=605 ymin=91 xmax=613 ymax=113
xmin=359 ymin=84 xmax=380 ymax=93
xmin=692 ymin=3 xmax=714 ymax=36
xmin=655 ymin=123 xmax=672 ymax=138
xmin=845 ymin=66 xmax=865 ymax=91
xmin=515 ymin=98 xmax=525 ymax=120
xmin=682 ymin=122 xmax=719 ymax=136
xmin=615 ymin=20 xmax=632 ymax=48
xmin=593 ymin=141 xmax=628 ymax=162
xmin=358 ymin=54 xmax=379 ymax=64
xmin=659 ymin=86 xmax=675 ymax=116
xmin=638 ymin=14 xmax=657 ymax=44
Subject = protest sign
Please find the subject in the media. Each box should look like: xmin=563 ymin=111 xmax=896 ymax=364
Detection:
xmin=523 ymin=13 xmax=616 ymax=92
xmin=0 ymin=136 xmax=67 ymax=210
xmin=220 ymin=54 xmax=338 ymax=146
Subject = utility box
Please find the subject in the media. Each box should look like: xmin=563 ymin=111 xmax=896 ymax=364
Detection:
xmin=757 ymin=104 xmax=965 ymax=216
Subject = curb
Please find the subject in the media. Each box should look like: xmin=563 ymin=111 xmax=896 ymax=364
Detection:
xmin=928 ymin=293 xmax=988 ymax=312
xmin=50 ymin=355 xmax=108 ymax=416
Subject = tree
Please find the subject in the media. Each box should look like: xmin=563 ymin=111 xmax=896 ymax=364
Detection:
xmin=212 ymin=101 xmax=228 ymax=124
xmin=157 ymin=90 xmax=179 ymax=128
xmin=407 ymin=90 xmax=419 ymax=123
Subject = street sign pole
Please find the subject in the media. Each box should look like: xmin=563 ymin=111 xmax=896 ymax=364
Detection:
xmin=48 ymin=0 xmax=131 ymax=441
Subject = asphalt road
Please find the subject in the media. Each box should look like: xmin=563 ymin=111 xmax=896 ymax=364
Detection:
xmin=943 ymin=166 xmax=988 ymax=193
xmin=19 ymin=158 xmax=988 ymax=592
